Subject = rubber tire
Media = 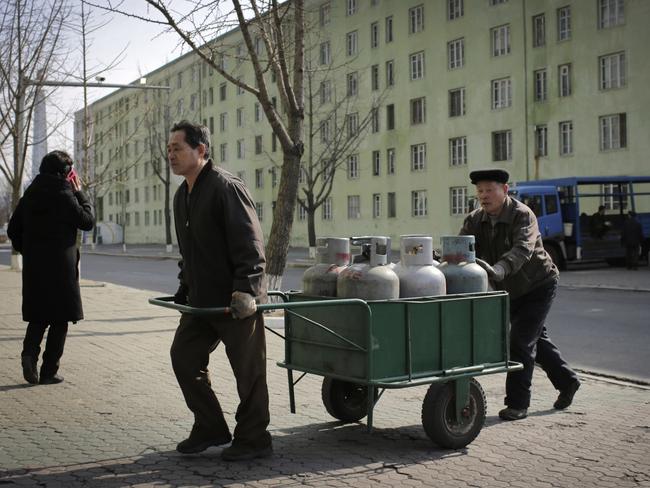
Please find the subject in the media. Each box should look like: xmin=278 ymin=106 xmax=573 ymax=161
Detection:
xmin=545 ymin=244 xmax=564 ymax=270
xmin=321 ymin=377 xmax=377 ymax=423
xmin=421 ymin=378 xmax=486 ymax=449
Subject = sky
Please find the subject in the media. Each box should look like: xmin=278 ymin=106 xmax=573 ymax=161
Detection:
xmin=49 ymin=2 xmax=188 ymax=152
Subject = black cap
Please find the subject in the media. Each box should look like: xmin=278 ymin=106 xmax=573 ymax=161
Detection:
xmin=469 ymin=169 xmax=509 ymax=185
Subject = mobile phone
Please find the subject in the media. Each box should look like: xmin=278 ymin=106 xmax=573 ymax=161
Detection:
xmin=66 ymin=168 xmax=78 ymax=182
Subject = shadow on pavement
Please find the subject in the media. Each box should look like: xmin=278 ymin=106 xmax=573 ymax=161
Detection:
xmin=0 ymin=383 xmax=36 ymax=392
xmin=0 ymin=422 xmax=465 ymax=487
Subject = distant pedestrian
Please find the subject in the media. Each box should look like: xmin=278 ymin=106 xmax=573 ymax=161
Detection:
xmin=621 ymin=211 xmax=644 ymax=270
xmin=460 ymin=169 xmax=580 ymax=421
xmin=168 ymin=120 xmax=272 ymax=461
xmin=7 ymin=150 xmax=95 ymax=385
xmin=590 ymin=205 xmax=608 ymax=239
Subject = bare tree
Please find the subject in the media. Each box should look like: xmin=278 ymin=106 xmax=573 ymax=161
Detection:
xmin=0 ymin=0 xmax=72 ymax=268
xmin=86 ymin=0 xmax=306 ymax=289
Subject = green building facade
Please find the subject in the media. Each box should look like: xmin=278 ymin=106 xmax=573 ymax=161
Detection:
xmin=76 ymin=0 xmax=650 ymax=248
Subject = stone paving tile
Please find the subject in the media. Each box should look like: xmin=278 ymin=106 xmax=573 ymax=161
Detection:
xmin=0 ymin=267 xmax=649 ymax=487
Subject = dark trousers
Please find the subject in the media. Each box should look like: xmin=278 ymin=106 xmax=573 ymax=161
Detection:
xmin=505 ymin=280 xmax=578 ymax=410
xmin=22 ymin=322 xmax=69 ymax=377
xmin=170 ymin=311 xmax=271 ymax=448
xmin=625 ymin=245 xmax=640 ymax=269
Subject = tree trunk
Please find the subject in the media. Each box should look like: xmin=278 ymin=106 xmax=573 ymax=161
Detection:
xmin=164 ymin=168 xmax=172 ymax=249
xmin=307 ymin=208 xmax=316 ymax=247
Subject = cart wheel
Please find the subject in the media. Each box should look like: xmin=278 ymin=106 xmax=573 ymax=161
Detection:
xmin=321 ymin=377 xmax=377 ymax=423
xmin=421 ymin=378 xmax=486 ymax=449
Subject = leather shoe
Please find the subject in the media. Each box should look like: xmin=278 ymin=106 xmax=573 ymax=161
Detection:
xmin=21 ymin=356 xmax=38 ymax=384
xmin=176 ymin=431 xmax=232 ymax=454
xmin=221 ymin=443 xmax=273 ymax=461
xmin=39 ymin=374 xmax=64 ymax=385
xmin=498 ymin=407 xmax=528 ymax=421
xmin=554 ymin=380 xmax=580 ymax=410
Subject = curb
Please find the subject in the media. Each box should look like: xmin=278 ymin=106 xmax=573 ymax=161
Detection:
xmin=558 ymin=283 xmax=650 ymax=293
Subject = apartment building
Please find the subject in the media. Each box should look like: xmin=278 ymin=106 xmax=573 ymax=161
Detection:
xmin=75 ymin=0 xmax=650 ymax=247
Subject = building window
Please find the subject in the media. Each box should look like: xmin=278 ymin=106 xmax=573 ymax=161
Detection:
xmin=370 ymin=22 xmax=379 ymax=48
xmin=559 ymin=121 xmax=573 ymax=155
xmin=254 ymin=102 xmax=261 ymax=121
xmin=387 ymin=192 xmax=396 ymax=218
xmin=372 ymin=150 xmax=381 ymax=176
xmin=450 ymin=187 xmax=468 ymax=215
xmin=599 ymin=0 xmax=624 ymax=28
xmin=347 ymin=154 xmax=359 ymax=179
xmin=410 ymin=143 xmax=426 ymax=171
xmin=448 ymin=0 xmax=463 ymax=20
xmin=532 ymin=14 xmax=545 ymax=47
xmin=209 ymin=87 xmax=214 ymax=105
xmin=599 ymin=52 xmax=626 ymax=90
xmin=320 ymin=41 xmax=331 ymax=65
xmin=602 ymin=183 xmax=628 ymax=210
xmin=449 ymin=136 xmax=467 ymax=166
xmin=385 ymin=16 xmax=393 ymax=42
xmin=412 ymin=190 xmax=427 ymax=217
xmin=219 ymin=112 xmax=227 ymax=132
xmin=492 ymin=77 xmax=512 ymax=108
xmin=237 ymin=78 xmax=244 ymax=95
xmin=535 ymin=125 xmax=548 ymax=157
xmin=373 ymin=193 xmax=381 ymax=218
xmin=346 ymin=113 xmax=359 ymax=139
xmin=491 ymin=24 xmax=511 ymax=56
xmin=319 ymin=2 xmax=330 ymax=26
xmin=490 ymin=0 xmax=508 ymax=4
xmin=559 ymin=63 xmax=572 ymax=97
xmin=409 ymin=5 xmax=424 ymax=34
xmin=385 ymin=60 xmax=394 ymax=87
xmin=533 ymin=69 xmax=547 ymax=102
xmin=296 ymin=203 xmax=307 ymax=221
xmin=492 ymin=130 xmax=512 ymax=161
xmin=346 ymin=0 xmax=357 ymax=16
xmin=220 ymin=143 xmax=227 ymax=162
xmin=387 ymin=148 xmax=395 ymax=174
xmin=271 ymin=133 xmax=277 ymax=152
xmin=255 ymin=168 xmax=264 ymax=188
xmin=371 ymin=108 xmax=379 ymax=133
xmin=177 ymin=71 xmax=183 ymax=89
xmin=347 ymin=195 xmax=361 ymax=219
xmin=320 ymin=119 xmax=330 ymax=144
xmin=557 ymin=6 xmax=571 ymax=41
xmin=255 ymin=135 xmax=263 ymax=154
xmin=409 ymin=51 xmax=425 ymax=80
xmin=600 ymin=113 xmax=627 ymax=150
xmin=237 ymin=139 xmax=245 ymax=159
xmin=220 ymin=83 xmax=227 ymax=101
xmin=346 ymin=31 xmax=358 ymax=56
xmin=236 ymin=107 xmax=243 ymax=127
xmin=371 ymin=64 xmax=379 ymax=91
xmin=322 ymin=197 xmax=332 ymax=220
xmin=255 ymin=202 xmax=264 ymax=222
xmin=320 ymin=80 xmax=332 ymax=104
xmin=346 ymin=71 xmax=358 ymax=97
xmin=386 ymin=104 xmax=395 ymax=130
xmin=410 ymin=97 xmax=426 ymax=125
xmin=448 ymin=38 xmax=464 ymax=69
xmin=449 ymin=88 xmax=465 ymax=117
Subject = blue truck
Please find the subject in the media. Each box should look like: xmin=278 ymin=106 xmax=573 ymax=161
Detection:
xmin=508 ymin=176 xmax=650 ymax=268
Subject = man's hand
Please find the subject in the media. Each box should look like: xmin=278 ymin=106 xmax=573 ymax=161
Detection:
xmin=230 ymin=291 xmax=257 ymax=319
xmin=475 ymin=258 xmax=506 ymax=282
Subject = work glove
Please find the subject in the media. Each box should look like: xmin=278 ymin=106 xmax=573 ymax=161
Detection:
xmin=230 ymin=291 xmax=257 ymax=319
xmin=475 ymin=258 xmax=506 ymax=282
xmin=173 ymin=284 xmax=188 ymax=305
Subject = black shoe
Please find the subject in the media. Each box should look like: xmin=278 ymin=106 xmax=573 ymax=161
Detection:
xmin=21 ymin=356 xmax=38 ymax=384
xmin=39 ymin=374 xmax=64 ymax=385
xmin=221 ymin=443 xmax=273 ymax=461
xmin=498 ymin=407 xmax=528 ymax=421
xmin=554 ymin=380 xmax=580 ymax=410
xmin=176 ymin=431 xmax=232 ymax=454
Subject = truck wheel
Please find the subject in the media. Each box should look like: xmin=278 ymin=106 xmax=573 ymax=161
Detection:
xmin=421 ymin=379 xmax=486 ymax=449
xmin=545 ymin=244 xmax=564 ymax=270
xmin=321 ymin=377 xmax=377 ymax=422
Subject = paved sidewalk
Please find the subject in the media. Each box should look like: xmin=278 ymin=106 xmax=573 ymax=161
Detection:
xmin=1 ymin=266 xmax=649 ymax=487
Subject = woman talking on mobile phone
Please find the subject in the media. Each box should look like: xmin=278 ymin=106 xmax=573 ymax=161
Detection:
xmin=7 ymin=150 xmax=95 ymax=385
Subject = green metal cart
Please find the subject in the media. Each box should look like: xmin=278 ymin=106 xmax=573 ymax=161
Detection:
xmin=149 ymin=290 xmax=522 ymax=449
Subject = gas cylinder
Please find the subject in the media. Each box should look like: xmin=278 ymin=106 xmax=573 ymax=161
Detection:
xmin=337 ymin=236 xmax=399 ymax=300
xmin=302 ymin=237 xmax=350 ymax=297
xmin=393 ymin=235 xmax=446 ymax=298
xmin=438 ymin=236 xmax=488 ymax=293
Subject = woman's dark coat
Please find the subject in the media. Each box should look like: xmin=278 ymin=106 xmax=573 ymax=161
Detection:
xmin=7 ymin=174 xmax=95 ymax=323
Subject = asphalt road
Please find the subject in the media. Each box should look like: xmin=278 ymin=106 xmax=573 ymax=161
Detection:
xmin=1 ymin=248 xmax=648 ymax=383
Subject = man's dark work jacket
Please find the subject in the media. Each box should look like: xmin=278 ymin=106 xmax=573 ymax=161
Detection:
xmin=173 ymin=160 xmax=266 ymax=307
xmin=460 ymin=196 xmax=558 ymax=300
